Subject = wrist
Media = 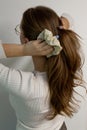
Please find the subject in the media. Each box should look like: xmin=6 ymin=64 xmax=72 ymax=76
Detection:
xmin=22 ymin=44 xmax=26 ymax=56
xmin=19 ymin=44 xmax=25 ymax=56
xmin=22 ymin=44 xmax=31 ymax=56
xmin=2 ymin=44 xmax=25 ymax=57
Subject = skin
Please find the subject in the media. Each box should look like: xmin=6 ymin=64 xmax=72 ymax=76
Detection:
xmin=20 ymin=30 xmax=47 ymax=72
xmin=2 ymin=22 xmax=53 ymax=58
xmin=32 ymin=56 xmax=47 ymax=72
xmin=2 ymin=16 xmax=70 ymax=72
xmin=19 ymin=16 xmax=70 ymax=72
xmin=60 ymin=16 xmax=70 ymax=29
xmin=1 ymin=16 xmax=70 ymax=71
xmin=33 ymin=17 xmax=71 ymax=72
xmin=2 ymin=41 xmax=53 ymax=58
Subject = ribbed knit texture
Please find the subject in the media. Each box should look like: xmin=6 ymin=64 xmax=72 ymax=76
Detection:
xmin=0 ymin=42 xmax=65 ymax=130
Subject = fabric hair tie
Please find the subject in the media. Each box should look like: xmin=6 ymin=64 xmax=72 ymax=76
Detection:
xmin=37 ymin=29 xmax=62 ymax=58
xmin=58 ymin=26 xmax=64 ymax=29
xmin=56 ymin=35 xmax=60 ymax=39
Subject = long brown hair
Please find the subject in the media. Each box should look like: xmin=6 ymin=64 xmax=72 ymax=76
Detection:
xmin=21 ymin=6 xmax=84 ymax=118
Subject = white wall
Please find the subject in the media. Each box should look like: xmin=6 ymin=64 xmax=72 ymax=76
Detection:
xmin=0 ymin=0 xmax=87 ymax=130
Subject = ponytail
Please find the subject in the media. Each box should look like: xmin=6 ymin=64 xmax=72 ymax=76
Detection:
xmin=21 ymin=5 xmax=84 ymax=119
xmin=47 ymin=29 xmax=84 ymax=119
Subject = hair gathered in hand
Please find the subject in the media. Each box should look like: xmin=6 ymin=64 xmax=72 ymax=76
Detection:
xmin=21 ymin=5 xmax=85 ymax=119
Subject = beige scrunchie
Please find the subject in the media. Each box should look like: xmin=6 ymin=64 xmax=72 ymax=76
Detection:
xmin=37 ymin=29 xmax=62 ymax=58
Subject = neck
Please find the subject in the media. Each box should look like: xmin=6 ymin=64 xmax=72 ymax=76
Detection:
xmin=32 ymin=56 xmax=47 ymax=72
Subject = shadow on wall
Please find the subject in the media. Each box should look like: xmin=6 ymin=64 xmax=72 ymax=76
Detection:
xmin=0 ymin=91 xmax=17 ymax=130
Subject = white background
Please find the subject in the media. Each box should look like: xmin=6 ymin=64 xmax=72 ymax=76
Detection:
xmin=0 ymin=0 xmax=87 ymax=130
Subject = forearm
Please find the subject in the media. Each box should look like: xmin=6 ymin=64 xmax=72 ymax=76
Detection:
xmin=2 ymin=44 xmax=25 ymax=57
xmin=1 ymin=40 xmax=53 ymax=58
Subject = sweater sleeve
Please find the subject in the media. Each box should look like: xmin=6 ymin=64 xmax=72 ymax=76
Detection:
xmin=0 ymin=63 xmax=34 ymax=97
xmin=0 ymin=40 xmax=7 ymax=58
xmin=0 ymin=40 xmax=34 ymax=97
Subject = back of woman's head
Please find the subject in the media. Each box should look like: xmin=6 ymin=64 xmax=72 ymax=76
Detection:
xmin=21 ymin=6 xmax=84 ymax=119
xmin=21 ymin=6 xmax=62 ymax=40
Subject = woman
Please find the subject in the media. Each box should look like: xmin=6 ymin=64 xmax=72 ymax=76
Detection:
xmin=0 ymin=6 xmax=84 ymax=130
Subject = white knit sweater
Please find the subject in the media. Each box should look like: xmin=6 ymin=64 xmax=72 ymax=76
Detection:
xmin=0 ymin=42 xmax=65 ymax=130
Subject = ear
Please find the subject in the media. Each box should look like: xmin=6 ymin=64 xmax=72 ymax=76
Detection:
xmin=20 ymin=34 xmax=29 ymax=44
xmin=24 ymin=38 xmax=29 ymax=44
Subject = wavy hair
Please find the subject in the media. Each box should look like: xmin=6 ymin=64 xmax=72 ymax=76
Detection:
xmin=21 ymin=6 xmax=84 ymax=119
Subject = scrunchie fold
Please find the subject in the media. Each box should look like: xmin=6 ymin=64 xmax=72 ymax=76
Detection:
xmin=37 ymin=29 xmax=62 ymax=58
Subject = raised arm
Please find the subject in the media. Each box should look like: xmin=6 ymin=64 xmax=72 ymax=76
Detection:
xmin=0 ymin=40 xmax=52 ymax=95
xmin=2 ymin=40 xmax=53 ymax=58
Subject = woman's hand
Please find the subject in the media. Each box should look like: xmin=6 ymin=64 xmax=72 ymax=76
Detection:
xmin=2 ymin=40 xmax=53 ymax=57
xmin=23 ymin=40 xmax=53 ymax=56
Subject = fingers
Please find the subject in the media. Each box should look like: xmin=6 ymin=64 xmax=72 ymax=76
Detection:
xmin=41 ymin=44 xmax=53 ymax=55
xmin=29 ymin=40 xmax=53 ymax=56
xmin=41 ymin=48 xmax=53 ymax=56
xmin=42 ymin=44 xmax=52 ymax=49
xmin=38 ymin=40 xmax=51 ymax=49
xmin=36 ymin=39 xmax=44 ymax=44
xmin=39 ymin=41 xmax=48 ymax=47
xmin=36 ymin=40 xmax=54 ymax=55
xmin=33 ymin=40 xmax=50 ymax=47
